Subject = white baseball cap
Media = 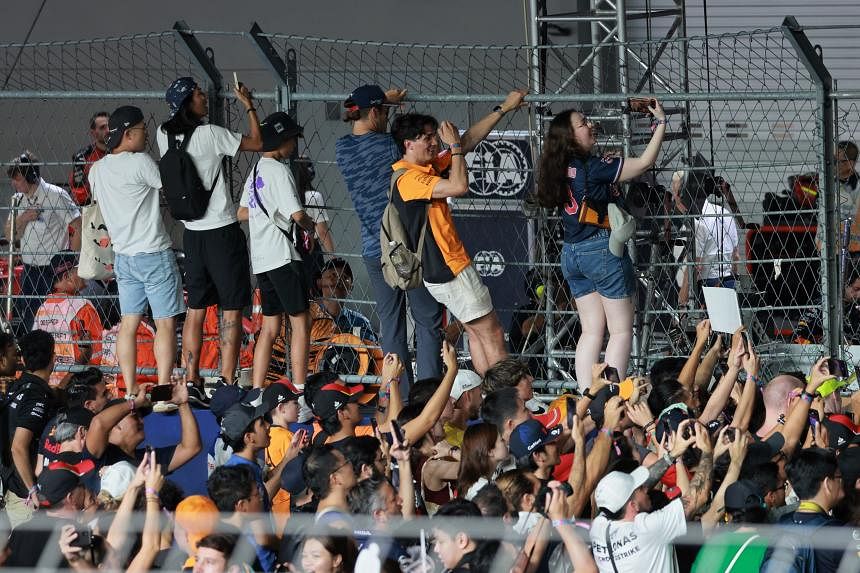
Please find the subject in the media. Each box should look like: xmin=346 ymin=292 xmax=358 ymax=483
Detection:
xmin=100 ymin=461 xmax=138 ymax=500
xmin=594 ymin=466 xmax=650 ymax=513
xmin=450 ymin=369 xmax=482 ymax=401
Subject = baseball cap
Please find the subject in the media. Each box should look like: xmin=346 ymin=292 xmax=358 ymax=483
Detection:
xmin=311 ymin=382 xmax=374 ymax=420
xmin=100 ymin=461 xmax=137 ymax=500
xmin=824 ymin=414 xmax=860 ymax=450
xmin=52 ymin=256 xmax=79 ymax=283
xmin=61 ymin=407 xmax=94 ymax=429
xmin=838 ymin=446 xmax=860 ymax=488
xmin=37 ymin=466 xmax=83 ymax=508
xmin=344 ymin=84 xmax=398 ymax=111
xmin=209 ymin=384 xmax=248 ymax=419
xmin=106 ymin=105 xmax=145 ymax=150
xmin=509 ymin=418 xmax=563 ymax=460
xmin=165 ymin=77 xmax=198 ymax=117
xmin=594 ymin=466 xmax=649 ymax=513
xmin=450 ymin=370 xmax=482 ymax=402
xmin=259 ymin=112 xmax=303 ymax=152
xmin=724 ymin=479 xmax=765 ymax=512
xmin=585 ymin=385 xmax=621 ymax=428
xmin=264 ymin=379 xmax=303 ymax=410
xmin=175 ymin=495 xmax=220 ymax=552
xmin=220 ymin=401 xmax=270 ymax=442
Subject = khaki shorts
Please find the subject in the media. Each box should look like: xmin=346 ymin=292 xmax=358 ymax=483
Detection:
xmin=424 ymin=264 xmax=494 ymax=323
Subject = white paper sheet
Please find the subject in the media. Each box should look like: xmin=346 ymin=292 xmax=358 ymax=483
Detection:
xmin=702 ymin=286 xmax=743 ymax=333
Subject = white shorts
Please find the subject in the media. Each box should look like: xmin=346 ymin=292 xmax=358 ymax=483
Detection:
xmin=424 ymin=264 xmax=494 ymax=323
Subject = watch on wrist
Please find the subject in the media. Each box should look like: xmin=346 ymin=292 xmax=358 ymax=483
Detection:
xmin=493 ymin=105 xmax=506 ymax=116
xmin=583 ymin=388 xmax=595 ymax=400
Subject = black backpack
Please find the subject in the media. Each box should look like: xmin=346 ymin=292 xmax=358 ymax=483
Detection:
xmin=159 ymin=125 xmax=220 ymax=221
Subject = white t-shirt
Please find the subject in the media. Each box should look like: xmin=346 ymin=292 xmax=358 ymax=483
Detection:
xmin=589 ymin=497 xmax=687 ymax=573
xmin=89 ymin=152 xmax=172 ymax=256
xmin=694 ymin=198 xmax=739 ymax=280
xmin=11 ymin=179 xmax=80 ymax=266
xmin=156 ymin=124 xmax=242 ymax=231
xmin=305 ymin=190 xmax=329 ymax=224
xmin=239 ymin=157 xmax=303 ymax=274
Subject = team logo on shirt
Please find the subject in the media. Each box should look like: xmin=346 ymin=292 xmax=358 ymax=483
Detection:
xmin=474 ymin=250 xmax=506 ymax=277
xmin=248 ymin=176 xmax=264 ymax=209
xmin=467 ymin=140 xmax=531 ymax=197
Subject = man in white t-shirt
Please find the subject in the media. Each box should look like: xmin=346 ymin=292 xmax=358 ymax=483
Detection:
xmin=89 ymin=105 xmax=186 ymax=393
xmin=157 ymin=77 xmax=263 ymax=388
xmin=237 ymin=112 xmax=315 ymax=390
xmin=5 ymin=151 xmax=82 ymax=335
xmin=589 ymin=419 xmax=713 ymax=573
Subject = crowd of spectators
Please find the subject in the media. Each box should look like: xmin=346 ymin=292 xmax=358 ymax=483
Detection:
xmin=2 ymin=77 xmax=860 ymax=573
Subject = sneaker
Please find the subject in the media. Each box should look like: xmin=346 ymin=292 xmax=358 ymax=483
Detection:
xmin=204 ymin=377 xmax=228 ymax=399
xmin=152 ymin=401 xmax=179 ymax=413
xmin=186 ymin=383 xmax=211 ymax=409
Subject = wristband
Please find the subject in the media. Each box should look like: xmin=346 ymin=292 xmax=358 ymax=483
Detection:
xmin=145 ymin=487 xmax=159 ymax=496
xmin=600 ymin=427 xmax=613 ymax=438
xmin=749 ymin=374 xmax=764 ymax=388
xmin=450 ymin=142 xmax=462 ymax=149
xmin=551 ymin=518 xmax=572 ymax=528
xmin=653 ymin=118 xmax=667 ymax=126
xmin=451 ymin=152 xmax=464 ymax=157
xmin=246 ymin=107 xmax=257 ymax=114
xmin=583 ymin=389 xmax=595 ymax=400
xmin=28 ymin=484 xmax=39 ymax=495
xmin=128 ymin=399 xmax=136 ymax=413
xmin=800 ymin=391 xmax=815 ymax=403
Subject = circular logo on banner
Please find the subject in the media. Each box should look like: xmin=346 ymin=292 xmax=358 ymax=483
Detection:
xmin=468 ymin=140 xmax=530 ymax=197
xmin=474 ymin=250 xmax=506 ymax=277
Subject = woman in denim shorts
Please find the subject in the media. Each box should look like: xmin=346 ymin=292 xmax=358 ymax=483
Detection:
xmin=535 ymin=102 xmax=667 ymax=387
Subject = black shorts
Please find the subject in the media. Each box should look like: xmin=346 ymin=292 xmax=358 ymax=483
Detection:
xmin=258 ymin=261 xmax=310 ymax=316
xmin=183 ymin=222 xmax=252 ymax=310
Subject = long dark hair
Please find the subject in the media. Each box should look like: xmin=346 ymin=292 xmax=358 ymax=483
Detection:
xmin=535 ymin=109 xmax=591 ymax=208
xmin=160 ymin=98 xmax=204 ymax=135
xmin=457 ymin=423 xmax=500 ymax=497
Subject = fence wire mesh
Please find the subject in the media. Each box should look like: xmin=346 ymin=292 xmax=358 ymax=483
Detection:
xmin=0 ymin=21 xmax=849 ymax=391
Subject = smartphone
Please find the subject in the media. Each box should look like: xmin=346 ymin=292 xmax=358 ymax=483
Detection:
xmin=740 ymin=331 xmax=751 ymax=354
xmin=603 ymin=366 xmax=621 ymax=384
xmin=390 ymin=419 xmax=405 ymax=445
xmin=233 ymin=71 xmax=241 ymax=90
xmin=627 ymin=97 xmax=656 ymax=115
xmin=827 ymin=358 xmax=849 ymax=379
xmin=70 ymin=527 xmax=93 ymax=549
xmin=566 ymin=396 xmax=576 ymax=431
xmin=148 ymin=384 xmax=173 ymax=402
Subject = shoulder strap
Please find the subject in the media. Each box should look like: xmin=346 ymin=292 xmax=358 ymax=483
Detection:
xmin=386 ymin=168 xmax=431 ymax=254
xmin=605 ymin=522 xmax=620 ymax=573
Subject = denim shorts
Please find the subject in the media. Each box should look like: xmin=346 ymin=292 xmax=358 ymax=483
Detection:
xmin=561 ymin=230 xmax=635 ymax=299
xmin=115 ymin=250 xmax=186 ymax=319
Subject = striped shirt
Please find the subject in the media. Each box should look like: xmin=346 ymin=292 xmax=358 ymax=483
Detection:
xmin=335 ymin=132 xmax=401 ymax=258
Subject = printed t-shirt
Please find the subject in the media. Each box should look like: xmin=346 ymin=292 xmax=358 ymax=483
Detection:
xmin=392 ymin=152 xmax=471 ymax=283
xmin=156 ymin=124 xmax=241 ymax=231
xmin=88 ymin=151 xmax=172 ymax=255
xmin=11 ymin=180 xmax=80 ymax=266
xmin=560 ymin=155 xmax=624 ymax=244
xmin=239 ymin=157 xmax=304 ymax=273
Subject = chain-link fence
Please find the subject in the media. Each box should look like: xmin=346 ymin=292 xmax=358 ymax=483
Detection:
xmin=0 ymin=19 xmax=849 ymax=390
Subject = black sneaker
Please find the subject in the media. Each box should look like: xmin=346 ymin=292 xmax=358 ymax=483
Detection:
xmin=186 ymin=383 xmax=210 ymax=409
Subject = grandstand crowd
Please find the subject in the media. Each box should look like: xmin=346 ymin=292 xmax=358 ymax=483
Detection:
xmin=2 ymin=76 xmax=860 ymax=573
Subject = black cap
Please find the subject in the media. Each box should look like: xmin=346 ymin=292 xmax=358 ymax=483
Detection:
xmin=106 ymin=105 xmax=145 ymax=150
xmin=264 ymin=379 xmax=303 ymax=409
xmin=220 ymin=401 xmax=269 ymax=442
xmin=724 ymin=479 xmax=765 ymax=512
xmin=260 ymin=112 xmax=303 ymax=152
xmin=62 ymin=407 xmax=94 ymax=429
xmin=586 ymin=385 xmax=621 ymax=428
xmin=310 ymin=382 xmax=373 ymax=420
xmin=209 ymin=384 xmax=247 ymax=419
xmin=838 ymin=446 xmax=860 ymax=488
xmin=344 ymin=85 xmax=397 ymax=111
xmin=37 ymin=467 xmax=83 ymax=508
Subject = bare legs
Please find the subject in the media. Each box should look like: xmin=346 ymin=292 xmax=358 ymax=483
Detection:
xmin=251 ymin=312 xmax=310 ymax=389
xmin=573 ymin=293 xmax=633 ymax=388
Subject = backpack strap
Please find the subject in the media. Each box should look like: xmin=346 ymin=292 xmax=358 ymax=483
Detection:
xmin=604 ymin=522 xmax=620 ymax=573
xmin=387 ymin=168 xmax=431 ymax=258
xmin=169 ymin=124 xmax=221 ymax=196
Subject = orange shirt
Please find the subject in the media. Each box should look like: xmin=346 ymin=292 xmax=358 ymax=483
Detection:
xmin=34 ymin=294 xmax=103 ymax=386
xmin=100 ymin=321 xmax=158 ymax=393
xmin=392 ymin=152 xmax=471 ymax=283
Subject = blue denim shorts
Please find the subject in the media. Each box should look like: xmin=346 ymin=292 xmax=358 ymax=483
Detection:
xmin=115 ymin=250 xmax=186 ymax=319
xmin=561 ymin=230 xmax=635 ymax=299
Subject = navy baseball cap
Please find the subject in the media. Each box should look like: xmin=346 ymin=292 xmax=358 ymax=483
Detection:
xmin=106 ymin=105 xmax=145 ymax=150
xmin=165 ymin=77 xmax=198 ymax=117
xmin=344 ymin=84 xmax=397 ymax=111
xmin=509 ymin=418 xmax=563 ymax=460
xmin=210 ymin=384 xmax=247 ymax=419
xmin=724 ymin=479 xmax=765 ymax=512
xmin=259 ymin=112 xmax=303 ymax=152
xmin=220 ymin=401 xmax=270 ymax=442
